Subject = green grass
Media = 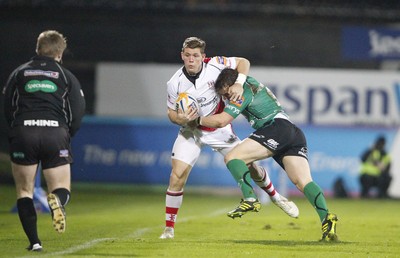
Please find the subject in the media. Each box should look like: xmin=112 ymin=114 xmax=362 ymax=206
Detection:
xmin=1 ymin=183 xmax=399 ymax=257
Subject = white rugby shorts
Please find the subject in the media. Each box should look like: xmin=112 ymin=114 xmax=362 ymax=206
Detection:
xmin=171 ymin=124 xmax=241 ymax=166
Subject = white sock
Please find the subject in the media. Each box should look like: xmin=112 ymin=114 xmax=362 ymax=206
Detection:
xmin=253 ymin=166 xmax=281 ymax=202
xmin=165 ymin=189 xmax=183 ymax=228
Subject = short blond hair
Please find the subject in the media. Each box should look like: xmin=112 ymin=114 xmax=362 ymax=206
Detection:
xmin=182 ymin=37 xmax=206 ymax=53
xmin=36 ymin=30 xmax=67 ymax=58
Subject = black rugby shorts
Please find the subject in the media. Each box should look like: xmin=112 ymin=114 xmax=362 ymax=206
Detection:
xmin=8 ymin=126 xmax=73 ymax=169
xmin=249 ymin=118 xmax=308 ymax=169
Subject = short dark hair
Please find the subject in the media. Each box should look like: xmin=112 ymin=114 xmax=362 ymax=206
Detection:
xmin=215 ymin=68 xmax=238 ymax=92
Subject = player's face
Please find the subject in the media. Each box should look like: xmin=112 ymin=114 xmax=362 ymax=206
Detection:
xmin=181 ymin=48 xmax=205 ymax=76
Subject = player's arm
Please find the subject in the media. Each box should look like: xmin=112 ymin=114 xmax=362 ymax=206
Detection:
xmin=67 ymin=71 xmax=86 ymax=137
xmin=229 ymin=57 xmax=250 ymax=101
xmin=2 ymin=70 xmax=18 ymax=127
xmin=198 ymin=111 xmax=234 ymax=128
xmin=235 ymin=57 xmax=250 ymax=75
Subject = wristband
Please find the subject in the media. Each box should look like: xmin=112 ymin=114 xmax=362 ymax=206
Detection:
xmin=194 ymin=117 xmax=200 ymax=127
xmin=235 ymin=73 xmax=246 ymax=86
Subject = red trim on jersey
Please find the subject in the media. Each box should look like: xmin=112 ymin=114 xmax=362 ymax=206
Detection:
xmin=198 ymin=97 xmax=225 ymax=132
xmin=203 ymin=57 xmax=211 ymax=63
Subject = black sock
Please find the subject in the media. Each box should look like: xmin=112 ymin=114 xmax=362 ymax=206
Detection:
xmin=17 ymin=197 xmax=41 ymax=246
xmin=52 ymin=188 xmax=71 ymax=206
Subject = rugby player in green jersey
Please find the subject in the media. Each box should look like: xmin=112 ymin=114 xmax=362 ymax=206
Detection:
xmin=190 ymin=68 xmax=339 ymax=242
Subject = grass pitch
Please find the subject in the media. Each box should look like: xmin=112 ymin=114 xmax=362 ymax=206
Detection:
xmin=1 ymin=183 xmax=399 ymax=257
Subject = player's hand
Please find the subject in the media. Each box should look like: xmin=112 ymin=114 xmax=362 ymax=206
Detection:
xmin=186 ymin=107 xmax=199 ymax=122
xmin=229 ymin=83 xmax=244 ymax=101
xmin=177 ymin=107 xmax=198 ymax=125
xmin=187 ymin=108 xmax=200 ymax=128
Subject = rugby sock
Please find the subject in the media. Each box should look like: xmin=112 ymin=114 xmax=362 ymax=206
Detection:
xmin=165 ymin=189 xmax=183 ymax=228
xmin=17 ymin=197 xmax=41 ymax=246
xmin=304 ymin=182 xmax=328 ymax=222
xmin=226 ymin=159 xmax=257 ymax=200
xmin=52 ymin=188 xmax=71 ymax=206
xmin=252 ymin=166 xmax=280 ymax=201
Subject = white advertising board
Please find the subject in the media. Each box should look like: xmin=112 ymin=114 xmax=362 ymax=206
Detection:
xmin=96 ymin=63 xmax=400 ymax=127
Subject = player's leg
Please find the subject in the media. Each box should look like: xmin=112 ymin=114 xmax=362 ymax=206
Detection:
xmin=160 ymin=131 xmax=201 ymax=239
xmin=201 ymin=126 xmax=260 ymax=218
xmin=161 ymin=159 xmax=193 ymax=239
xmin=12 ymin=162 xmax=43 ymax=251
xmin=9 ymin=127 xmax=43 ymax=251
xmin=43 ymin=164 xmax=71 ymax=234
xmin=223 ymin=138 xmax=270 ymax=218
xmin=232 ymin=119 xmax=297 ymax=217
xmin=283 ymin=155 xmax=338 ymax=241
xmin=40 ymin=127 xmax=73 ymax=234
xmin=248 ymin=163 xmax=299 ymax=218
xmin=249 ymin=164 xmax=277 ymax=199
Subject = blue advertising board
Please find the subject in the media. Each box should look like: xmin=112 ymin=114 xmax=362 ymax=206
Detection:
xmin=342 ymin=26 xmax=400 ymax=60
xmin=71 ymin=117 xmax=398 ymax=197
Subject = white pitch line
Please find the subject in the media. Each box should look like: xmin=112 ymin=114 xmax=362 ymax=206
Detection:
xmin=23 ymin=207 xmax=230 ymax=257
xmin=18 ymin=238 xmax=115 ymax=258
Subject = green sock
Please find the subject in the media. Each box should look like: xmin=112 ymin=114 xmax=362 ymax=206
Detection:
xmin=304 ymin=182 xmax=328 ymax=222
xmin=226 ymin=159 xmax=257 ymax=200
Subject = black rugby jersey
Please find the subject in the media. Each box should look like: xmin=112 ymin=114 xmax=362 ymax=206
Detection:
xmin=2 ymin=55 xmax=86 ymax=136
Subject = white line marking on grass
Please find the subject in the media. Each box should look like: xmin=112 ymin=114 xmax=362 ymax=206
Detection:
xmin=126 ymin=227 xmax=152 ymax=238
xmin=37 ymin=207 xmax=229 ymax=256
xmin=125 ymin=208 xmax=228 ymax=239
xmin=18 ymin=238 xmax=115 ymax=258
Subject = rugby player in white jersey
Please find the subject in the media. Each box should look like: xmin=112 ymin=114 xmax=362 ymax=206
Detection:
xmin=160 ymin=37 xmax=299 ymax=239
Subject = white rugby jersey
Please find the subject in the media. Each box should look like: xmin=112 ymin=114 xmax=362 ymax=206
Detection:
xmin=167 ymin=56 xmax=237 ymax=117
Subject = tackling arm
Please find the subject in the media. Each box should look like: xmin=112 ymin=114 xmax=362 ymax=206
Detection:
xmin=199 ymin=111 xmax=234 ymax=128
xmin=229 ymin=57 xmax=250 ymax=101
xmin=235 ymin=57 xmax=250 ymax=75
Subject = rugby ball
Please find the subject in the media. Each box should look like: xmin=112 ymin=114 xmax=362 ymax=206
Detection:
xmin=175 ymin=92 xmax=199 ymax=112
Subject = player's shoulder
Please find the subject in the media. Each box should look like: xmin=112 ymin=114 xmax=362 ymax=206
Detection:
xmin=167 ymin=66 xmax=185 ymax=85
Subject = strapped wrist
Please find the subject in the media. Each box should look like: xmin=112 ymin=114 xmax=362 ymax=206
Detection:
xmin=235 ymin=73 xmax=246 ymax=86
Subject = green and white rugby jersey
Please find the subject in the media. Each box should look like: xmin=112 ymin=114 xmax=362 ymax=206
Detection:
xmin=223 ymin=76 xmax=286 ymax=129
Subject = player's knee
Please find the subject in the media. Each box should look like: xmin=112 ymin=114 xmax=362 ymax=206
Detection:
xmin=170 ymin=169 xmax=189 ymax=182
xmin=224 ymin=152 xmax=237 ymax=164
